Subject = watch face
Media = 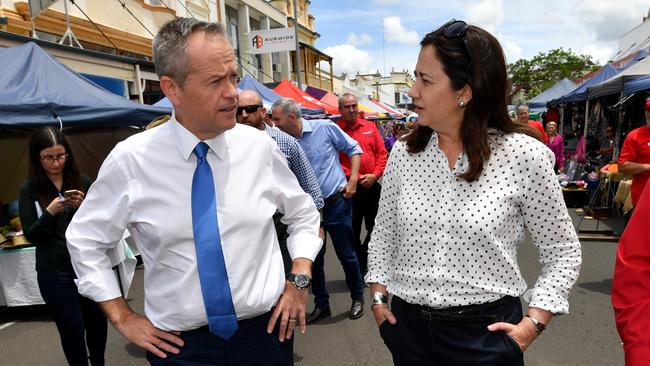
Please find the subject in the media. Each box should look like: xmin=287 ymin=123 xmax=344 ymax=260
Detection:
xmin=294 ymin=274 xmax=310 ymax=288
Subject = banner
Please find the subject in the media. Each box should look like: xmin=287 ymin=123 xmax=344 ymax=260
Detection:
xmin=28 ymin=0 xmax=56 ymax=18
xmin=249 ymin=28 xmax=296 ymax=55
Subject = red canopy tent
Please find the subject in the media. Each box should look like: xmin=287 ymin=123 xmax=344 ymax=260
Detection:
xmin=370 ymin=99 xmax=404 ymax=118
xmin=274 ymin=80 xmax=338 ymax=114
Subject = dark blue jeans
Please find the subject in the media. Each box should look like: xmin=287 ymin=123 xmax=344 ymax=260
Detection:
xmin=312 ymin=196 xmax=364 ymax=309
xmin=37 ymin=271 xmax=107 ymax=366
xmin=146 ymin=311 xmax=293 ymax=366
xmin=380 ymin=296 xmax=525 ymax=365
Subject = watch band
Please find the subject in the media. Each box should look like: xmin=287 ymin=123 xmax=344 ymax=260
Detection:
xmin=525 ymin=315 xmax=546 ymax=334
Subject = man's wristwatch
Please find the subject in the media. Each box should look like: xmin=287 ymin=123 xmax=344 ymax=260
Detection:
xmin=371 ymin=292 xmax=389 ymax=308
xmin=525 ymin=315 xmax=546 ymax=334
xmin=287 ymin=273 xmax=311 ymax=289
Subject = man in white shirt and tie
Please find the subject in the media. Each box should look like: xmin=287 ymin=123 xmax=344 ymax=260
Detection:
xmin=65 ymin=18 xmax=322 ymax=366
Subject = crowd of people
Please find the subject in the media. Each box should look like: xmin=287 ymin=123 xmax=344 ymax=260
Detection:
xmin=14 ymin=15 xmax=650 ymax=366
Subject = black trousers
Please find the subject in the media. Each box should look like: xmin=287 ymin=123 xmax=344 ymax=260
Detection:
xmin=37 ymin=271 xmax=107 ymax=366
xmin=351 ymin=183 xmax=381 ymax=273
xmin=147 ymin=311 xmax=293 ymax=366
xmin=380 ymin=296 xmax=524 ymax=366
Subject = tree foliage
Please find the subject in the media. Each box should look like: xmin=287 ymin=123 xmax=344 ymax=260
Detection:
xmin=508 ymin=48 xmax=600 ymax=100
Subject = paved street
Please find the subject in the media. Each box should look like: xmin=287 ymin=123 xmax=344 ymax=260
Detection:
xmin=0 ymin=210 xmax=625 ymax=365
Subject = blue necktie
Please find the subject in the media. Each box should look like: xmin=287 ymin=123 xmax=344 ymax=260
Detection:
xmin=191 ymin=142 xmax=238 ymax=340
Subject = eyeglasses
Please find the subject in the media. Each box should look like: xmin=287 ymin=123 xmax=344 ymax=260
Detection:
xmin=236 ymin=105 xmax=262 ymax=115
xmin=441 ymin=19 xmax=473 ymax=67
xmin=40 ymin=153 xmax=68 ymax=163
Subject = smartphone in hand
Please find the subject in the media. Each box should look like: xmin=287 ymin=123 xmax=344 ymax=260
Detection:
xmin=64 ymin=190 xmax=81 ymax=199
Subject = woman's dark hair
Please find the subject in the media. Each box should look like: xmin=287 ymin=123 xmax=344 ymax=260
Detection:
xmin=403 ymin=22 xmax=538 ymax=182
xmin=28 ymin=127 xmax=82 ymax=207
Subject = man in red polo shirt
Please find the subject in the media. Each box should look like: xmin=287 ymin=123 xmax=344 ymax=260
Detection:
xmin=618 ymin=99 xmax=650 ymax=206
xmin=517 ymin=105 xmax=548 ymax=143
xmin=337 ymin=93 xmax=387 ymax=275
xmin=612 ymin=182 xmax=650 ymax=365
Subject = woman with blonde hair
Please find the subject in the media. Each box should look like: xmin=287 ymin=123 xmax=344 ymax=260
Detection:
xmin=546 ymin=121 xmax=565 ymax=172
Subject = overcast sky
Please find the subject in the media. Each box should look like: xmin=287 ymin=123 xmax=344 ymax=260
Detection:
xmin=310 ymin=0 xmax=650 ymax=77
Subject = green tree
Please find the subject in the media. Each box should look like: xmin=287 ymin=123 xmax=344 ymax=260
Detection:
xmin=508 ymin=48 xmax=600 ymax=100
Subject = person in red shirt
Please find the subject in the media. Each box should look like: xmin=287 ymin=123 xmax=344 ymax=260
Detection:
xmin=612 ymin=182 xmax=650 ymax=365
xmin=618 ymin=99 xmax=650 ymax=206
xmin=337 ymin=93 xmax=388 ymax=274
xmin=517 ymin=105 xmax=547 ymax=143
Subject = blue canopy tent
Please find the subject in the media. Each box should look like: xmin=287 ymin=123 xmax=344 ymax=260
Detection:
xmin=0 ymin=42 xmax=171 ymax=127
xmin=527 ymin=78 xmax=577 ymax=112
xmin=548 ymin=64 xmax=620 ymax=106
xmin=0 ymin=42 xmax=172 ymax=202
xmin=623 ymin=75 xmax=650 ymax=96
xmin=587 ymin=54 xmax=650 ymax=99
xmin=237 ymin=75 xmax=281 ymax=108
xmin=153 ymin=74 xmax=323 ymax=115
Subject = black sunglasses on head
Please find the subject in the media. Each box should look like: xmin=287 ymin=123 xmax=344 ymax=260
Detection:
xmin=236 ymin=105 xmax=262 ymax=115
xmin=441 ymin=19 xmax=473 ymax=67
xmin=442 ymin=19 xmax=469 ymax=39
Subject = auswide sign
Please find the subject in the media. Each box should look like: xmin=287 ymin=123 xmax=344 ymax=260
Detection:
xmin=249 ymin=28 xmax=296 ymax=54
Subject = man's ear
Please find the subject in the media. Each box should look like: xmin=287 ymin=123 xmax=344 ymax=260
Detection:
xmin=160 ymin=76 xmax=181 ymax=108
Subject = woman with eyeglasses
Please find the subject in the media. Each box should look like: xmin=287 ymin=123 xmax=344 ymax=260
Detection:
xmin=18 ymin=126 xmax=107 ymax=366
xmin=366 ymin=20 xmax=581 ymax=365
xmin=545 ymin=121 xmax=565 ymax=172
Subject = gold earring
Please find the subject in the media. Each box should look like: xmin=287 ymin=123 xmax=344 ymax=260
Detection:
xmin=458 ymin=100 xmax=466 ymax=108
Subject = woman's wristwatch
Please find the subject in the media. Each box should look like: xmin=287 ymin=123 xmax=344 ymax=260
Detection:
xmin=371 ymin=292 xmax=389 ymax=309
xmin=525 ymin=315 xmax=546 ymax=334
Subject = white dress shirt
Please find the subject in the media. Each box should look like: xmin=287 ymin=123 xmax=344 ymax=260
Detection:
xmin=66 ymin=116 xmax=322 ymax=331
xmin=366 ymin=131 xmax=581 ymax=315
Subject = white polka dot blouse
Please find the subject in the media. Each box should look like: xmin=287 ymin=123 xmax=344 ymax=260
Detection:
xmin=366 ymin=131 xmax=582 ymax=315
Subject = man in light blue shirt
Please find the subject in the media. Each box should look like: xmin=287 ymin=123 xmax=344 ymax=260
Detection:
xmin=272 ymin=98 xmax=365 ymax=323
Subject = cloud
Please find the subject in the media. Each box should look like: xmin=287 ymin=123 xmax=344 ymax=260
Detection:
xmin=501 ymin=38 xmax=524 ymax=63
xmin=347 ymin=32 xmax=373 ymax=46
xmin=580 ymin=44 xmax=615 ymax=65
xmin=373 ymin=0 xmax=400 ymax=5
xmin=322 ymin=44 xmax=375 ymax=75
xmin=383 ymin=17 xmax=420 ymax=44
xmin=574 ymin=0 xmax=649 ymax=42
xmin=466 ymin=0 xmax=504 ymax=34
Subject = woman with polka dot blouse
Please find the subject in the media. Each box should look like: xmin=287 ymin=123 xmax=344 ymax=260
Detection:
xmin=366 ymin=20 xmax=582 ymax=365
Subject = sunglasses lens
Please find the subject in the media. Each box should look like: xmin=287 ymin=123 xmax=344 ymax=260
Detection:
xmin=444 ymin=21 xmax=468 ymax=38
xmin=236 ymin=105 xmax=260 ymax=115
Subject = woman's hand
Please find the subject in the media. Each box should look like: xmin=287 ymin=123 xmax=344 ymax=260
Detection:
xmin=372 ymin=304 xmax=397 ymax=327
xmin=487 ymin=317 xmax=538 ymax=352
xmin=45 ymin=196 xmax=67 ymax=216
xmin=67 ymin=191 xmax=85 ymax=209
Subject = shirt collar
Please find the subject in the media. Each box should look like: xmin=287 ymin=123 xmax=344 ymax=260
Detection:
xmin=170 ymin=112 xmax=227 ymax=161
xmin=301 ymin=118 xmax=314 ymax=136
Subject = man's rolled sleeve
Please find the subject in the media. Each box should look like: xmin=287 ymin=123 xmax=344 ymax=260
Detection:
xmin=269 ymin=142 xmax=322 ymax=262
xmin=66 ymin=150 xmax=132 ymax=302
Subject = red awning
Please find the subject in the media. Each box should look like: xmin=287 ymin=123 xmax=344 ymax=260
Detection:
xmin=273 ymin=80 xmax=338 ymax=115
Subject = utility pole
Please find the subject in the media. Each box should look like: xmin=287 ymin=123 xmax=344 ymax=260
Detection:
xmin=292 ymin=0 xmax=302 ymax=88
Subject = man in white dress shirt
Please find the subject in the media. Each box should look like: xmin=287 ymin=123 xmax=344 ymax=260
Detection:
xmin=66 ymin=18 xmax=322 ymax=366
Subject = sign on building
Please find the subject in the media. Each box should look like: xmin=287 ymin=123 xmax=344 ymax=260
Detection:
xmin=249 ymin=28 xmax=296 ymax=55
